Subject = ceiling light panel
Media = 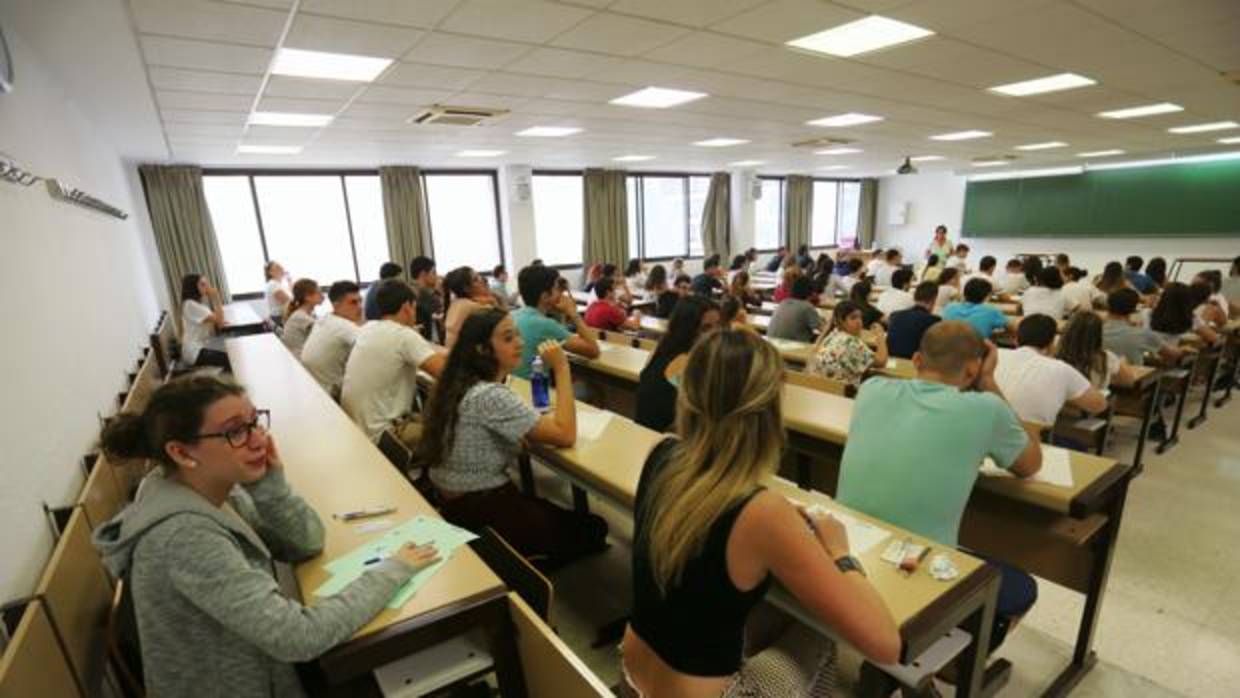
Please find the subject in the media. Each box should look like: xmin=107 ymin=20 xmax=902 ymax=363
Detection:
xmin=248 ymin=112 xmax=334 ymax=127
xmin=909 ymin=155 xmax=945 ymax=162
xmin=815 ymin=147 xmax=862 ymax=154
xmin=728 ymin=160 xmax=765 ymax=166
xmin=237 ymin=145 xmax=303 ymax=154
xmin=1097 ymin=103 xmax=1182 ymax=119
xmin=1167 ymin=121 xmax=1239 ymax=134
xmin=1219 ymin=137 xmax=1240 ymax=144
xmin=516 ymin=126 xmax=583 ymax=137
xmin=807 ymin=112 xmax=884 ymax=127
xmin=609 ymin=86 xmax=708 ymax=109
xmin=693 ymin=138 xmax=749 ymax=147
xmin=786 ymin=16 xmax=934 ymax=58
xmin=1015 ymin=141 xmax=1067 ymax=151
xmin=456 ymin=150 xmax=506 ymax=157
xmin=930 ymin=130 xmax=992 ymax=141
xmin=989 ymin=73 xmax=1095 ymax=96
xmin=1077 ymin=149 xmax=1125 ymax=157
xmin=272 ymin=47 xmax=393 ymax=82
xmin=613 ymin=155 xmax=656 ymax=162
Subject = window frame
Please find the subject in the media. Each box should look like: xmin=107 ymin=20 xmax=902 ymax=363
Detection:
xmin=814 ymin=177 xmax=863 ymax=251
xmin=625 ymin=170 xmax=713 ymax=263
xmin=419 ymin=168 xmax=506 ymax=277
xmin=754 ymin=175 xmax=786 ymax=254
xmin=530 ymin=169 xmax=588 ymax=271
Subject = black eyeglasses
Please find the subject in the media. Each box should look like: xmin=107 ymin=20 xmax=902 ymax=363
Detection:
xmin=196 ymin=410 xmax=270 ymax=448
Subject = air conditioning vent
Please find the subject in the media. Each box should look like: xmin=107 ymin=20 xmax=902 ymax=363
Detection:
xmin=409 ymin=105 xmax=510 ymax=127
xmin=791 ymin=136 xmax=856 ymax=149
xmin=1224 ymin=70 xmax=1240 ymax=86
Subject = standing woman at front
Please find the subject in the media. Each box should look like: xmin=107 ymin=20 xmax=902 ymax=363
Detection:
xmin=623 ymin=330 xmax=900 ymax=698
xmin=264 ymin=261 xmax=292 ymax=326
xmin=925 ymin=224 xmax=953 ymax=261
xmin=281 ymin=278 xmax=321 ymax=358
xmin=180 ymin=273 xmax=229 ymax=370
xmin=93 ymin=375 xmax=438 ymax=698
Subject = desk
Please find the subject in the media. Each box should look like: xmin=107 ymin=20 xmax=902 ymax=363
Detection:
xmin=225 ymin=335 xmax=526 ymax=695
xmin=1110 ymin=365 xmax=1161 ymax=473
xmin=629 ymin=320 xmax=813 ymax=367
xmin=222 ymin=302 xmax=267 ymax=336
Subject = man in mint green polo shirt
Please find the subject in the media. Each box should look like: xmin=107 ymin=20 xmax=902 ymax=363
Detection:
xmin=511 ymin=265 xmax=600 ymax=379
xmin=838 ymin=320 xmax=1042 ymax=650
xmin=942 ymin=278 xmax=1015 ymax=340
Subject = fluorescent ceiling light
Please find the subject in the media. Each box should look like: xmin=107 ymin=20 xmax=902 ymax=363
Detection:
xmin=612 ymin=155 xmax=656 ymax=162
xmin=1219 ymin=136 xmax=1240 ymax=144
xmin=909 ymin=155 xmax=945 ymax=162
xmin=728 ymin=160 xmax=765 ymax=167
xmin=516 ymin=126 xmax=582 ymax=137
xmin=1077 ymin=149 xmax=1125 ymax=157
xmin=1015 ymin=141 xmax=1068 ymax=151
xmin=456 ymin=149 xmax=506 ymax=157
xmin=237 ymin=144 xmax=302 ymax=155
xmin=815 ymin=147 xmax=862 ymax=155
xmin=271 ymin=47 xmax=392 ymax=82
xmin=609 ymin=87 xmax=707 ymax=109
xmin=693 ymin=138 xmax=748 ymax=147
xmin=930 ymin=130 xmax=992 ymax=141
xmin=969 ymin=166 xmax=1083 ymax=181
xmin=248 ymin=112 xmax=333 ymax=127
xmin=818 ymin=165 xmax=850 ymax=171
xmin=972 ymin=160 xmax=1010 ymax=167
xmin=1086 ymin=150 xmax=1240 ymax=171
xmin=807 ymin=112 xmax=884 ymax=127
xmin=1097 ymin=103 xmax=1182 ymax=119
xmin=1168 ymin=121 xmax=1240 ymax=134
xmin=988 ymin=73 xmax=1095 ymax=96
xmin=787 ymin=15 xmax=934 ymax=58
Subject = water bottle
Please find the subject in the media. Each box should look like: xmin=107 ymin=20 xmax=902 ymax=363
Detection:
xmin=530 ymin=356 xmax=550 ymax=412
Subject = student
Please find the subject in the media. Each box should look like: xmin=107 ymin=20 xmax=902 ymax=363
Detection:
xmin=921 ymin=254 xmax=943 ymax=283
xmin=1058 ymin=311 xmax=1135 ymax=391
xmin=301 ymin=281 xmax=363 ymax=398
xmin=995 ymin=315 xmax=1108 ymax=426
xmin=585 ymin=277 xmax=641 ymax=331
xmin=488 ymin=264 xmax=518 ymax=309
xmin=849 ymin=280 xmax=883 ymax=328
xmin=671 ymin=258 xmax=686 ymax=278
xmin=600 ymin=262 xmax=634 ymax=306
xmin=263 ymin=261 xmax=291 ymax=325
xmin=365 ymin=262 xmax=403 ymax=321
xmin=886 ymin=281 xmax=941 ymax=359
xmin=767 ymin=276 xmax=822 ymax=343
xmin=1151 ymin=282 xmax=1220 ymax=346
xmin=341 ymin=280 xmax=447 ymax=446
xmin=1144 ymin=257 xmax=1168 ymax=291
xmin=996 ymin=258 xmax=1027 ymax=295
xmin=1193 ymin=271 xmax=1229 ymax=325
xmin=933 ymin=267 xmax=962 ymax=314
xmin=1224 ymin=256 xmax=1240 ymax=317
xmin=583 ymin=263 xmax=604 ymax=293
xmin=795 ymin=244 xmax=814 ymax=271
xmin=744 ymin=247 xmax=761 ymax=276
xmin=718 ymin=295 xmax=754 ymax=334
xmin=726 ymin=254 xmax=747 ymax=286
xmin=771 ymin=264 xmax=801 ymax=303
xmin=281 ymin=278 xmax=321 ymax=358
xmin=1055 ymin=253 xmax=1071 ymax=278
xmin=511 ymin=264 xmax=600 ymax=379
xmin=925 ymin=224 xmax=954 ymax=261
xmin=1095 ymin=261 xmax=1131 ymax=296
xmin=1102 ymin=289 xmax=1182 ymax=365
xmin=945 ymin=243 xmax=971 ymax=272
xmin=810 ymin=300 xmax=887 ymax=387
xmin=692 ymin=255 xmax=725 ymax=296
xmin=93 ymin=375 xmax=438 ymax=698
xmin=656 ymin=274 xmax=692 ymax=319
xmin=943 ymin=278 xmax=1014 ymax=340
xmin=864 ymin=250 xmax=886 ymax=277
xmin=635 ymin=296 xmax=720 ymax=433
xmin=1021 ymin=267 xmax=1072 ymax=320
xmin=1062 ymin=267 xmax=1105 ymax=313
xmin=179 ymin=273 xmax=229 ymax=370
xmin=626 ymin=258 xmax=648 ymax=292
xmin=409 ymin=256 xmax=441 ymax=341
xmin=417 ymin=310 xmax=608 ymax=564
xmin=1125 ymin=255 xmax=1155 ymax=294
xmin=728 ymin=270 xmax=761 ymax=308
xmin=872 ymin=249 xmax=902 ymax=287
xmin=838 ymin=257 xmax=865 ymax=294
xmin=645 ymin=263 xmax=668 ymax=297
xmin=967 ymin=255 xmax=998 ymax=286
xmin=765 ymin=246 xmax=787 ymax=273
xmin=623 ymin=331 xmax=901 ymax=698
xmin=839 ymin=321 xmax=1042 ymax=651
xmin=443 ymin=266 xmax=496 ymax=350
xmin=875 ymin=268 xmax=915 ymax=316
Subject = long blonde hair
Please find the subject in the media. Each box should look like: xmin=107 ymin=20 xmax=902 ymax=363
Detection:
xmin=644 ymin=330 xmax=785 ymax=594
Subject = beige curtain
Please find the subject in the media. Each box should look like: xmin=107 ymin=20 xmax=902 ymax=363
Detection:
xmin=785 ymin=175 xmax=812 ymax=253
xmin=583 ymin=169 xmax=628 ymax=266
xmin=700 ymin=172 xmax=731 ymax=259
xmin=379 ymin=166 xmax=430 ymax=272
xmin=139 ymin=164 xmax=230 ymax=306
xmin=858 ymin=178 xmax=878 ymax=249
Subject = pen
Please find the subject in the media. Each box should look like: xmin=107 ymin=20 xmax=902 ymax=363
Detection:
xmin=333 ymin=506 xmax=396 ymax=521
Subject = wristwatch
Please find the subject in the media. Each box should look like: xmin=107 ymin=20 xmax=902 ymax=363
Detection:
xmin=835 ymin=554 xmax=867 ymax=577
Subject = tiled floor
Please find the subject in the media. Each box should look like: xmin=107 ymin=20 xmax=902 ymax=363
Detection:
xmin=541 ymin=382 xmax=1240 ymax=697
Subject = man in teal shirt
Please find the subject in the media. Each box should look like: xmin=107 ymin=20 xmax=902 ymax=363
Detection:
xmin=943 ymin=278 xmax=1014 ymax=340
xmin=511 ymin=265 xmax=600 ymax=379
xmin=838 ymin=320 xmax=1041 ymax=649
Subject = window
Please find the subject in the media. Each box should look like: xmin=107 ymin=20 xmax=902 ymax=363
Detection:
xmin=203 ymin=176 xmax=267 ymax=295
xmin=423 ymin=173 xmax=503 ymax=273
xmin=532 ymin=174 xmax=584 ymax=267
xmin=754 ymin=177 xmax=784 ymax=251
xmin=626 ymin=173 xmax=712 ymax=260
xmin=253 ymin=176 xmax=358 ymax=285
xmin=837 ymin=181 xmax=862 ymax=247
xmin=687 ymin=176 xmax=710 ymax=258
xmin=345 ymin=176 xmax=389 ymax=282
xmin=811 ymin=180 xmax=839 ymax=247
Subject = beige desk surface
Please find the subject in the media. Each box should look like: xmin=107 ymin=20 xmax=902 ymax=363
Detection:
xmin=226 ymin=334 xmax=505 ymax=641
xmin=224 ymin=301 xmax=264 ymax=327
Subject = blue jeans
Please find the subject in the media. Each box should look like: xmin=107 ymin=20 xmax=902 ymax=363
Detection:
xmin=983 ymin=557 xmax=1037 ymax=650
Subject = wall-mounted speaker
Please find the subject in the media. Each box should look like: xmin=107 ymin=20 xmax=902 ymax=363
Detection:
xmin=888 ymin=201 xmax=909 ymax=225
xmin=513 ymin=174 xmax=531 ymax=203
xmin=751 ymin=178 xmax=762 ymax=200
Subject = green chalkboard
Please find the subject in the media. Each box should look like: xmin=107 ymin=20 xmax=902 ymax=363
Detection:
xmin=962 ymin=158 xmax=1240 ymax=237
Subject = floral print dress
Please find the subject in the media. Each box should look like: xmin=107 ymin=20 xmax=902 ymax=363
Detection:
xmin=810 ymin=331 xmax=874 ymax=386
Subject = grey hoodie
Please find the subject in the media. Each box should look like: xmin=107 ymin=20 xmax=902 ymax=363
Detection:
xmin=93 ymin=467 xmax=414 ymax=698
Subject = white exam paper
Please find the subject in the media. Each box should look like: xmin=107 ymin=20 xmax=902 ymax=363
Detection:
xmin=576 ymin=409 xmax=614 ymax=441
xmin=980 ymin=446 xmax=1074 ymax=488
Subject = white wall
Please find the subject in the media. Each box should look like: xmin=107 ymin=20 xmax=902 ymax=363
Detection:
xmin=0 ymin=31 xmax=163 ymax=600
xmin=875 ymin=172 xmax=1237 ymax=276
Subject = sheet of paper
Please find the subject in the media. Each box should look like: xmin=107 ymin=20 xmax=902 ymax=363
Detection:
xmin=980 ymin=446 xmax=1073 ymax=488
xmin=576 ymin=409 xmax=614 ymax=441
xmin=597 ymin=343 xmax=617 ymax=353
xmin=784 ymin=498 xmax=891 ymax=555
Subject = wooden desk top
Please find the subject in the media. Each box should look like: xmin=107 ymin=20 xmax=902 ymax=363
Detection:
xmin=223 ymin=301 xmax=264 ymax=328
xmin=225 ymin=335 xmax=505 ymax=641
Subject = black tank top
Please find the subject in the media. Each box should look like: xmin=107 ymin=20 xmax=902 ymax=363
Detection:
xmin=630 ymin=438 xmax=771 ymax=676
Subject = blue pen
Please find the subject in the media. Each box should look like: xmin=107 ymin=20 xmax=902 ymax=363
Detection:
xmin=363 ymin=556 xmax=383 ymax=566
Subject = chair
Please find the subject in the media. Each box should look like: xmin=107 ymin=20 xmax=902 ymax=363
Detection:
xmin=469 ymin=526 xmax=554 ymax=622
xmin=377 ymin=428 xmax=414 ymax=481
xmin=783 ymin=369 xmax=850 ymax=397
xmin=105 ymin=578 xmax=144 ymax=698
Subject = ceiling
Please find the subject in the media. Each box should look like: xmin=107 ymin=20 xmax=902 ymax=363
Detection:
xmin=125 ymin=0 xmax=1240 ymax=174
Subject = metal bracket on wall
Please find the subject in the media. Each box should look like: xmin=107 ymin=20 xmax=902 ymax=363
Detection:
xmin=1 ymin=152 xmax=129 ymax=219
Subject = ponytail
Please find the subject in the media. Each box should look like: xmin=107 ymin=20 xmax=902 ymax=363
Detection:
xmin=100 ymin=375 xmax=245 ymax=468
xmin=284 ymin=278 xmax=319 ymax=321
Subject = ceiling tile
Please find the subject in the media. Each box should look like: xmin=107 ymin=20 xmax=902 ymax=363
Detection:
xmin=356 ymin=86 xmax=457 ymax=105
xmin=709 ymin=0 xmax=863 ymax=43
xmin=284 ymin=13 xmax=423 ymax=57
xmin=403 ymin=32 xmax=533 ymax=69
xmin=156 ymin=90 xmax=255 ymax=111
xmin=141 ymin=35 xmax=273 ymax=74
xmin=264 ymin=75 xmax=362 ymax=100
xmin=550 ymin=12 xmax=693 ymax=56
xmin=467 ymin=72 xmax=618 ymax=100
xmin=505 ymin=48 xmax=626 ymax=79
xmin=244 ymin=124 xmax=321 ymax=140
xmin=381 ymin=62 xmax=486 ymax=90
xmin=607 ymin=0 xmax=768 ymax=27
xmin=341 ymin=102 xmax=419 ymax=119
xmin=439 ymin=0 xmax=595 ymax=43
xmin=298 ymin=0 xmax=463 ymax=28
xmin=148 ymin=66 xmax=263 ymax=94
xmin=161 ymin=109 xmax=250 ymax=125
xmin=256 ymin=96 xmax=349 ymax=113
xmin=892 ymin=0 xmax=1058 ymax=31
xmin=130 ymin=0 xmax=287 ymax=46
xmin=162 ymin=122 xmax=245 ymax=137
xmin=443 ymin=92 xmax=533 ymax=109
xmin=642 ymin=31 xmax=770 ymax=69
xmin=331 ymin=115 xmax=411 ymax=132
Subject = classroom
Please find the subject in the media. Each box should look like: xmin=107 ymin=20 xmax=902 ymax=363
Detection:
xmin=3 ymin=1 xmax=1239 ymax=697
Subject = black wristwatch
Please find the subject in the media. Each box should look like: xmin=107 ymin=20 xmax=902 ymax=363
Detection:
xmin=835 ymin=554 xmax=867 ymax=577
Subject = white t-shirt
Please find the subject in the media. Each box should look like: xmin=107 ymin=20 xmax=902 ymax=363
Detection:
xmin=264 ymin=278 xmax=290 ymax=318
xmin=181 ymin=299 xmax=215 ymax=365
xmin=1021 ymin=287 xmax=1072 ymax=320
xmin=875 ymin=288 xmax=915 ymax=316
xmin=872 ymin=263 xmax=897 ymax=287
xmin=281 ymin=308 xmax=316 ymax=358
xmin=996 ymin=272 xmax=1028 ymax=295
xmin=1062 ymin=280 xmax=1104 ymax=313
xmin=838 ymin=275 xmax=860 ymax=294
xmin=995 ymin=346 xmax=1092 ymax=425
xmin=866 ymin=258 xmax=885 ymax=276
xmin=341 ymin=319 xmax=439 ymax=441
xmin=934 ymin=285 xmax=959 ymax=314
xmin=301 ymin=313 xmax=360 ymax=396
xmin=945 ymin=255 xmax=969 ymax=272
